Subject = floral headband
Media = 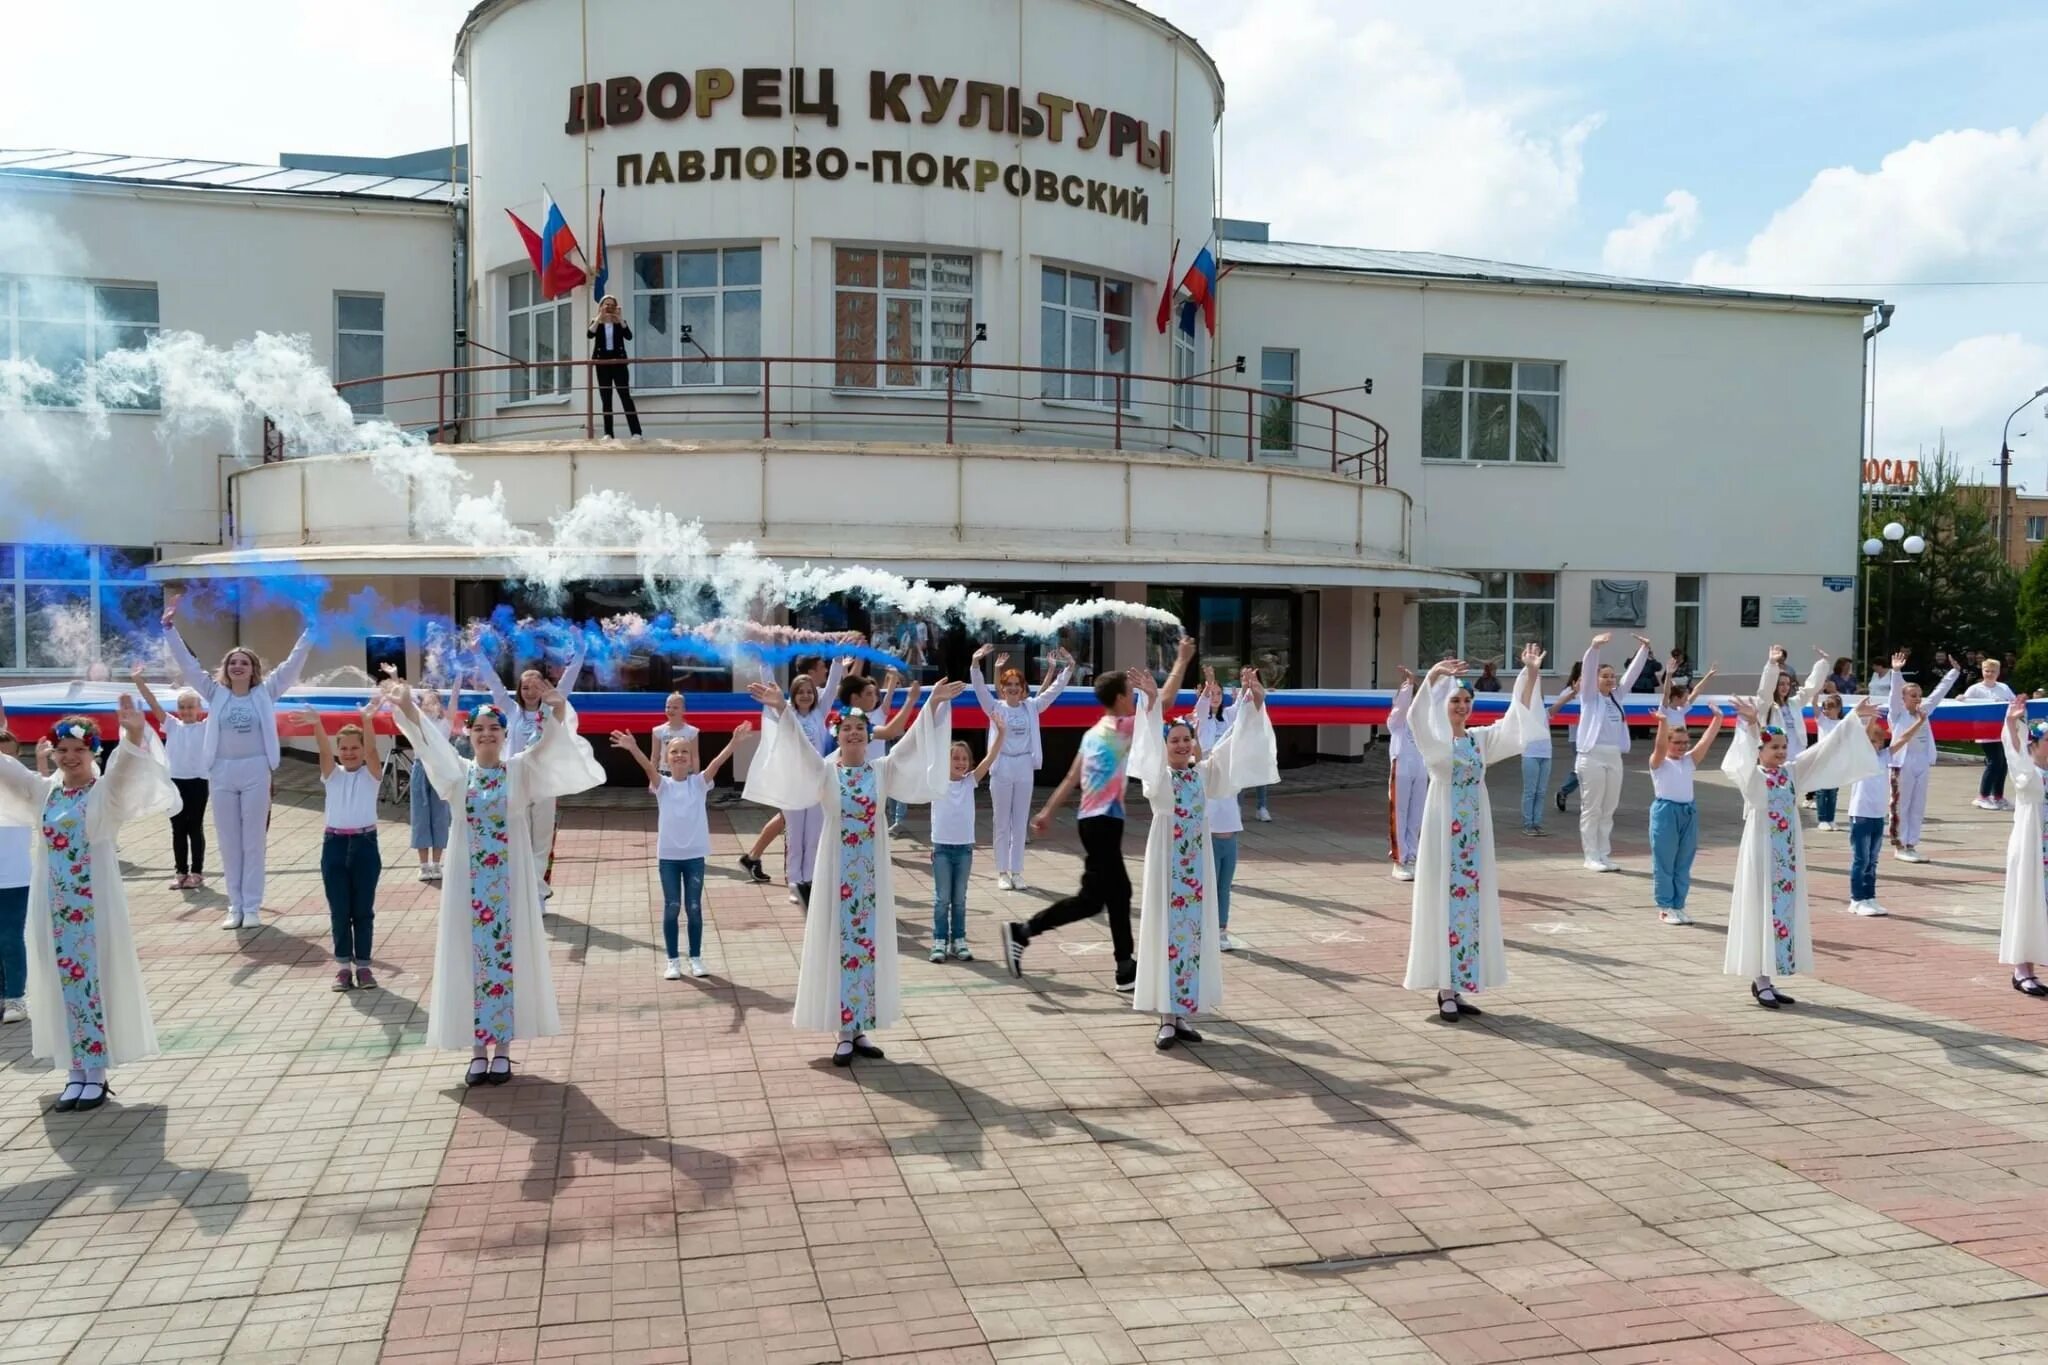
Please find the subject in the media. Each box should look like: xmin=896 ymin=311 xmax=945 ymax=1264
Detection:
xmin=2030 ymin=720 xmax=2048 ymax=745
xmin=52 ymin=719 xmax=101 ymax=753
xmin=1761 ymin=725 xmax=1786 ymax=740
xmin=468 ymin=704 xmax=507 ymax=730
xmin=828 ymin=706 xmax=869 ymax=737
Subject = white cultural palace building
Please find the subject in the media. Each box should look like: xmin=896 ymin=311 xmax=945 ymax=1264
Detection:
xmin=0 ymin=0 xmax=1882 ymax=764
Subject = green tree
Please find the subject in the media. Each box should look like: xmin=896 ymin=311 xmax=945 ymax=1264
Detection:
xmin=1860 ymin=447 xmax=2018 ymax=673
xmin=2016 ymin=538 xmax=2048 ymax=691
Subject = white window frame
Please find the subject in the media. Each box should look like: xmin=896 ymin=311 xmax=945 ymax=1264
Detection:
xmin=335 ymin=291 xmax=385 ymax=417
xmin=0 ymin=544 xmax=160 ymax=676
xmin=504 ymin=270 xmax=573 ymax=405
xmin=1673 ymin=574 xmax=1704 ymax=671
xmin=1417 ymin=571 xmax=1558 ymax=668
xmin=1259 ymin=348 xmax=1299 ymax=453
xmin=1039 ymin=266 xmax=1136 ymax=409
xmin=832 ymin=246 xmax=976 ymax=392
xmin=1422 ymin=355 xmax=1562 ymax=464
xmin=0 ymin=275 xmax=161 ymax=412
xmin=1171 ymin=323 xmax=1200 ymax=431
xmin=628 ymin=245 xmax=763 ymax=390
xmin=2029 ymin=516 xmax=2046 ymax=543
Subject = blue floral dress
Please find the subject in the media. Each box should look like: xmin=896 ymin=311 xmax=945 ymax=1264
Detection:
xmin=466 ymin=765 xmax=516 ymax=1046
xmin=1445 ymin=736 xmax=1485 ymax=993
xmin=43 ymin=786 xmax=104 ymax=1069
xmin=836 ymin=765 xmax=880 ymax=1034
xmin=1764 ymin=767 xmax=1798 ymax=975
xmin=1166 ymin=765 xmax=1207 ymax=1017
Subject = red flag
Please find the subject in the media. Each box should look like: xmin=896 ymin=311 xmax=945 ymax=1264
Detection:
xmin=1154 ymin=239 xmax=1182 ymax=334
xmin=506 ymin=208 xmax=547 ymax=279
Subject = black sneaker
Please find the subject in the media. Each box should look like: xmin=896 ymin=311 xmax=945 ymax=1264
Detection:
xmin=739 ymin=854 xmax=770 ymax=884
xmin=1004 ymin=922 xmax=1029 ymax=978
xmin=1114 ymin=962 xmax=1137 ymax=994
xmin=1554 ymin=790 xmax=1567 ymax=813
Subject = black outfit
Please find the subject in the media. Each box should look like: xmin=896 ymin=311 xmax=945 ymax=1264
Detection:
xmin=1023 ymin=815 xmax=1135 ymax=982
xmin=171 ymin=776 xmax=209 ymax=876
xmin=1633 ymin=657 xmax=1664 ymax=694
xmin=587 ymin=319 xmax=642 ymax=437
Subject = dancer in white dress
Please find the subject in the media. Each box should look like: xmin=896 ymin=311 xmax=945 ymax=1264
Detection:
xmin=1386 ymin=668 xmax=1426 ymax=881
xmin=1998 ymin=698 xmax=2048 ymax=998
xmin=482 ymin=635 xmax=587 ymax=898
xmin=968 ymin=643 xmax=1074 ymax=890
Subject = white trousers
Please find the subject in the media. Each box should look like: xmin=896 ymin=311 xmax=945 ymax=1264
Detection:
xmin=1389 ymin=757 xmax=1427 ymax=867
xmin=210 ymin=755 xmax=274 ymax=915
xmin=1892 ymin=765 xmax=1931 ymax=847
xmin=990 ymin=759 xmax=1035 ymax=875
xmin=784 ymin=804 xmax=823 ymax=885
xmin=531 ymin=796 xmax=557 ymax=883
xmin=1575 ymin=748 xmax=1624 ymax=863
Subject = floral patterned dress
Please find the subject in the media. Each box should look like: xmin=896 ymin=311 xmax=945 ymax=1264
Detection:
xmin=836 ymin=765 xmax=880 ymax=1034
xmin=466 ymin=765 xmax=515 ymax=1046
xmin=1166 ymin=765 xmax=1207 ymax=1018
xmin=1764 ymin=767 xmax=1798 ymax=975
xmin=1445 ymin=736 xmax=1485 ymax=994
xmin=43 ymin=786 xmax=104 ymax=1069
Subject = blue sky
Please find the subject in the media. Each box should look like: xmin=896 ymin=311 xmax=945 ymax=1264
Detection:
xmin=7 ymin=0 xmax=2045 ymax=484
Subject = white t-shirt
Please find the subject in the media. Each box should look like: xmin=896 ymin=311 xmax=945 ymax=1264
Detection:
xmin=163 ymin=715 xmax=210 ymax=780
xmin=930 ymin=775 xmax=979 ymax=846
xmin=0 ymin=823 xmax=29 ymax=890
xmin=652 ymin=722 xmax=701 ymax=776
xmin=323 ymin=766 xmax=379 ymax=829
xmin=1848 ymin=765 xmax=1891 ymax=820
xmin=655 ymin=773 xmax=711 ymax=861
xmin=1650 ymin=754 xmax=1695 ymax=803
xmin=1962 ymin=680 xmax=2016 ymax=713
xmin=1523 ymin=702 xmax=1554 ymax=760
xmin=215 ymin=692 xmax=265 ymax=761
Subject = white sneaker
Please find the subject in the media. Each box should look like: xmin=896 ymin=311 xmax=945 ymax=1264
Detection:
xmin=1011 ymin=876 xmax=1028 ymax=890
xmin=1583 ymin=861 xmax=1608 ymax=873
xmin=788 ymin=889 xmax=803 ymax=905
xmin=690 ymin=957 xmax=708 ymax=977
xmin=418 ymin=864 xmax=433 ymax=881
xmin=0 ymin=999 xmax=25 ymax=1024
xmin=1897 ymin=847 xmax=1929 ymax=864
xmin=221 ymin=909 xmax=243 ymax=930
xmin=996 ymin=873 xmax=1014 ymax=891
xmin=1219 ymin=933 xmax=1241 ymax=952
xmin=1391 ymin=866 xmax=1415 ymax=882
xmin=241 ymin=909 xmax=262 ymax=929
xmin=664 ymin=958 xmax=683 ymax=980
xmin=1998 ymin=799 xmax=2016 ymax=812
xmin=1854 ymin=900 xmax=1889 ymax=917
xmin=1815 ymin=822 xmax=1835 ymax=832
xmin=1254 ymin=809 xmax=1272 ymax=823
xmin=1973 ymin=797 xmax=1995 ymax=811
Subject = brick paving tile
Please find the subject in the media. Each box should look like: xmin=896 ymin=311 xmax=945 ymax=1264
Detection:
xmin=5 ymin=761 xmax=2048 ymax=1360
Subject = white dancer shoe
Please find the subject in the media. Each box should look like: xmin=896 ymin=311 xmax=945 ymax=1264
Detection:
xmin=690 ymin=957 xmax=708 ymax=978
xmin=1391 ymin=866 xmax=1415 ymax=882
xmin=1815 ymin=822 xmax=1835 ymax=832
xmin=220 ymin=908 xmax=243 ymax=930
xmin=1218 ymin=933 xmax=1241 ymax=952
xmin=1896 ymin=847 xmax=1929 ymax=864
xmin=0 ymin=999 xmax=25 ymax=1025
xmin=1854 ymin=900 xmax=1888 ymax=917
xmin=664 ymin=959 xmax=683 ymax=980
xmin=1254 ymin=809 xmax=1272 ymax=823
xmin=996 ymin=873 xmax=1013 ymax=891
xmin=241 ymin=908 xmax=262 ymax=929
xmin=1011 ymin=876 xmax=1028 ymax=890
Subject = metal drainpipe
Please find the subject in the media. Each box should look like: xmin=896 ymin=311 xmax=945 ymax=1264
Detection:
xmin=452 ymin=198 xmax=470 ymax=437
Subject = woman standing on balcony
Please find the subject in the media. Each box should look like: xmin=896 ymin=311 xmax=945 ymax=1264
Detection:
xmin=588 ymin=295 xmax=643 ymax=441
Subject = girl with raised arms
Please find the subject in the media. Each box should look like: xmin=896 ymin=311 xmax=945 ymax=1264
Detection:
xmin=1573 ymin=633 xmax=1652 ymax=872
xmin=481 ymin=632 xmax=587 ymax=899
xmin=968 ymin=643 xmax=1074 ymax=890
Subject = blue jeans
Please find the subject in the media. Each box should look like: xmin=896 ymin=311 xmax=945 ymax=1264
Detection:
xmin=1520 ymin=755 xmax=1552 ymax=830
xmin=1849 ymin=816 xmax=1883 ymax=902
xmin=0 ymin=885 xmax=26 ymax=1000
xmin=320 ymin=831 xmax=380 ymax=965
xmin=658 ymin=857 xmax=706 ymax=959
xmin=932 ymin=844 xmax=972 ymax=942
xmin=1252 ymin=786 xmax=1270 ymax=816
xmin=1558 ymin=769 xmax=1580 ymax=802
xmin=1212 ymin=834 xmax=1238 ymax=929
xmin=888 ymin=798 xmax=908 ymax=827
xmin=1649 ymin=798 xmax=1697 ymax=910
xmin=1814 ymin=788 xmax=1838 ymax=823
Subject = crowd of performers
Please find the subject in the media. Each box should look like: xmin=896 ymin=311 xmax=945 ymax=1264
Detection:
xmin=0 ymin=612 xmax=2040 ymax=1109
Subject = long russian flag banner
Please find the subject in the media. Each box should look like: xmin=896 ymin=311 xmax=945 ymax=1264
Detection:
xmin=1 ymin=686 xmax=2035 ymax=744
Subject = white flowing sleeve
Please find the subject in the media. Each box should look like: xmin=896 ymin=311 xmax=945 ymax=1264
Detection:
xmin=1925 ymin=668 xmax=1961 ymax=709
xmin=1720 ymin=723 xmax=1768 ymax=805
xmin=1618 ymin=644 xmax=1651 ymax=693
xmin=1795 ymin=658 xmax=1829 ymax=709
xmin=393 ymin=703 xmax=470 ymax=801
xmin=97 ymin=730 xmax=182 ymax=825
xmin=1410 ymin=679 xmax=1454 ymax=777
xmin=1754 ymin=658 xmax=1782 ymax=725
xmin=1477 ymin=676 xmax=1534 ymax=768
xmin=1203 ymin=700 xmax=1278 ymax=800
xmin=264 ymin=630 xmax=315 ymax=699
xmin=1129 ymin=695 xmax=1170 ymax=804
xmin=880 ymin=698 xmax=953 ymax=805
xmin=968 ymin=663 xmax=998 ymax=716
xmin=555 ymin=638 xmax=587 ymax=697
xmin=2009 ymin=721 xmax=2039 ymax=801
xmin=1788 ymin=708 xmax=1882 ymax=797
xmin=0 ymin=757 xmax=49 ymax=826
xmin=1032 ymin=665 xmax=1073 ymax=714
xmin=481 ymin=665 xmax=516 ymax=717
xmin=165 ymin=628 xmax=213 ymax=696
xmin=743 ymin=705 xmax=830 ymax=810
xmin=510 ymin=703 xmax=607 ymax=804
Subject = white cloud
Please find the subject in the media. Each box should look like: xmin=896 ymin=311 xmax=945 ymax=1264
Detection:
xmin=1600 ymin=189 xmax=1699 ymax=275
xmin=1152 ymin=0 xmax=1609 ymax=257
xmin=1690 ymin=117 xmax=2048 ymax=289
xmin=1876 ymin=333 xmax=2048 ymax=480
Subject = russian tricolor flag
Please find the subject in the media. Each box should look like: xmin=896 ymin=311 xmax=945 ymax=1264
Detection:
xmin=507 ymin=187 xmax=588 ymax=301
xmin=1178 ymin=244 xmax=1219 ymax=335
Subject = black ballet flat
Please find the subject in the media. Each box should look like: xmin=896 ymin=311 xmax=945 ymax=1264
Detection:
xmin=1171 ymin=1021 xmax=1203 ymax=1043
xmin=74 ymin=1082 xmax=111 ymax=1112
xmin=52 ymin=1084 xmax=83 ymax=1113
xmin=1435 ymin=997 xmax=1461 ymax=1022
xmin=849 ymin=1036 xmax=884 ymax=1059
xmin=1772 ymin=991 xmax=1797 ymax=1006
xmin=2014 ymin=976 xmax=2048 ymax=998
xmin=1454 ymin=1000 xmax=1485 ymax=1017
xmin=463 ymin=1059 xmax=490 ymax=1088
xmin=1153 ymin=1026 xmax=1177 ymax=1051
xmin=486 ymin=1058 xmax=513 ymax=1086
xmin=832 ymin=1042 xmax=855 ymax=1067
xmin=1751 ymin=983 xmax=1781 ymax=1010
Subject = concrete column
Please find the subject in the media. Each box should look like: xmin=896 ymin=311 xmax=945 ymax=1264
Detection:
xmin=1107 ymin=579 xmax=1149 ymax=673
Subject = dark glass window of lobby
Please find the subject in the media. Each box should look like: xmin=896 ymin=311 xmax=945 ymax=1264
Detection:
xmin=1148 ymin=587 xmax=1302 ymax=688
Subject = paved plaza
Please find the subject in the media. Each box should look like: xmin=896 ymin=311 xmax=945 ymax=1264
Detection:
xmin=0 ymin=752 xmax=2043 ymax=1364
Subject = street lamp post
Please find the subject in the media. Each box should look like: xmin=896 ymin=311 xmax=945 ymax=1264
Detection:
xmin=1864 ymin=521 xmax=1926 ymax=662
xmin=1997 ymin=385 xmax=2048 ymax=561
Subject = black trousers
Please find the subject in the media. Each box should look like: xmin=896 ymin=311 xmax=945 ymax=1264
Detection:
xmin=596 ymin=362 xmax=641 ymax=437
xmin=171 ymin=776 xmax=209 ymax=875
xmin=1982 ymin=740 xmax=2009 ymax=800
xmin=1025 ymin=816 xmax=1134 ymax=973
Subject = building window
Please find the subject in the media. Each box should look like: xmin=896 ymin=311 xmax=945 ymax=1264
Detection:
xmin=1417 ymin=571 xmax=1557 ymax=667
xmin=1422 ymin=356 xmax=1561 ymax=463
xmin=630 ymin=246 xmax=762 ymax=389
xmin=2029 ymin=516 xmax=2046 ymax=543
xmin=335 ymin=292 xmax=385 ymax=416
xmin=1673 ymin=574 xmax=1703 ymax=670
xmin=0 ymin=276 xmax=160 ymax=410
xmin=506 ymin=271 xmax=572 ymax=403
xmin=834 ymin=247 xmax=973 ymax=390
xmin=1171 ymin=324 xmax=1199 ymax=430
xmin=0 ymin=544 xmax=160 ymax=674
xmin=1040 ymin=267 xmax=1133 ymax=406
xmin=1259 ymin=349 xmax=1298 ymax=451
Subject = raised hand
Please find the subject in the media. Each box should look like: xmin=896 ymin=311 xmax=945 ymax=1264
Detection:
xmin=1176 ymin=635 xmax=1197 ymax=665
xmin=993 ymin=653 xmax=1009 ymax=672
xmin=544 ymin=688 xmax=568 ymax=720
xmin=1854 ymin=697 xmax=1879 ymax=722
xmin=1590 ymin=632 xmax=1612 ymax=649
xmin=1814 ymin=646 xmax=1832 ymax=661
xmin=1396 ymin=664 xmax=1419 ymax=688
xmin=608 ymin=730 xmax=640 ymax=752
xmin=1425 ymin=658 xmax=1467 ymax=687
xmin=971 ymin=643 xmax=994 ymax=663
xmin=1768 ymin=644 xmax=1787 ymax=665
xmin=747 ymin=680 xmax=786 ymax=707
xmin=2009 ymin=697 xmax=2030 ymax=722
xmin=1892 ymin=649 xmax=1910 ymax=669
xmin=160 ymin=592 xmax=180 ymax=628
xmin=129 ymin=662 xmax=146 ymax=684
xmin=931 ymin=678 xmax=969 ymax=704
xmin=117 ymin=693 xmax=144 ymax=743
xmin=732 ymin=719 xmax=755 ymax=738
xmin=1731 ymin=696 xmax=1759 ymax=727
xmin=1129 ymin=666 xmax=1159 ymax=701
xmin=1632 ymin=635 xmax=1653 ymax=651
xmin=379 ymin=662 xmax=398 ymax=679
xmin=1520 ymin=642 xmax=1545 ymax=670
xmin=1240 ymin=666 xmax=1267 ymax=705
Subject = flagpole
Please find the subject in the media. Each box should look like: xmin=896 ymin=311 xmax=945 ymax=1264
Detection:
xmin=540 ymin=181 xmax=596 ymax=272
